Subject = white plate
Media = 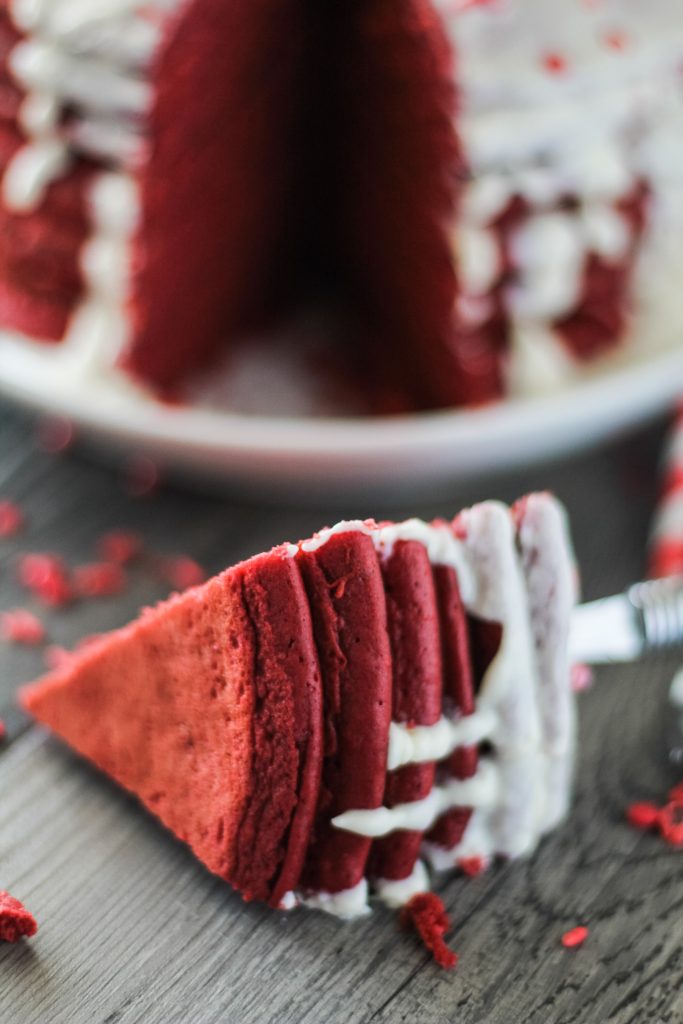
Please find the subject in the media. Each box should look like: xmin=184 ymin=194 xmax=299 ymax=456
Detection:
xmin=0 ymin=329 xmax=681 ymax=498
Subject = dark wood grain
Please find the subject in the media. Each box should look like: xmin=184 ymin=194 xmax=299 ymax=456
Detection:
xmin=1 ymin=401 xmax=682 ymax=1024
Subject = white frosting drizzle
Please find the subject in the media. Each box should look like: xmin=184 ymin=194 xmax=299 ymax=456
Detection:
xmin=332 ymin=758 xmax=499 ymax=838
xmin=387 ymin=709 xmax=496 ymax=772
xmin=56 ymin=170 xmax=139 ymax=375
xmin=298 ymin=878 xmax=371 ymax=920
xmin=1 ymin=0 xmax=177 ymax=379
xmin=516 ymin=494 xmax=578 ymax=834
xmin=4 ymin=0 xmax=175 ymax=213
xmin=433 ymin=0 xmax=683 ymax=396
xmin=2 ymin=135 xmax=69 ymax=212
xmin=309 ymin=498 xmax=576 ymax=889
xmin=278 ymin=890 xmax=298 ymax=912
xmin=300 ymin=517 xmax=475 ymax=605
xmin=373 ymin=860 xmax=429 ymax=909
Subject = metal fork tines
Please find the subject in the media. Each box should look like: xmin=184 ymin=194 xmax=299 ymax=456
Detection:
xmin=628 ymin=577 xmax=683 ymax=653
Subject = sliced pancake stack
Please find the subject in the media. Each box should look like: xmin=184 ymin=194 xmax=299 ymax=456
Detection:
xmin=22 ymin=492 xmax=577 ymax=917
xmin=0 ymin=0 xmax=305 ymax=387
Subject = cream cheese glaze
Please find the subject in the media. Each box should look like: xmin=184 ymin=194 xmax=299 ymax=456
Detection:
xmin=2 ymin=0 xmax=179 ymax=380
xmin=288 ymin=496 xmax=577 ymax=917
xmin=434 ymin=0 xmax=683 ymax=396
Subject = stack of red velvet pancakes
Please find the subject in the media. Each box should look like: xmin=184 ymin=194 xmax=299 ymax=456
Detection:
xmin=1 ymin=1 xmax=682 ymax=413
xmin=22 ymin=493 xmax=577 ymax=917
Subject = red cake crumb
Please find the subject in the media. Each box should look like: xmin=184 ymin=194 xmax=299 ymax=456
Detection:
xmin=98 ymin=530 xmax=143 ymax=565
xmin=18 ymin=554 xmax=73 ymax=607
xmin=0 ymin=609 xmax=46 ymax=646
xmin=0 ymin=891 xmax=38 ymax=943
xmin=0 ymin=720 xmax=6 ymax=742
xmin=457 ymin=856 xmax=485 ymax=877
xmin=73 ymin=562 xmax=126 ymax=598
xmin=0 ymin=501 xmax=24 ymax=538
xmin=561 ymin=926 xmax=589 ymax=949
xmin=163 ymin=556 xmax=206 ymax=591
xmin=626 ymin=786 xmax=683 ymax=846
xmin=657 ymin=803 xmax=683 ymax=847
xmin=400 ymin=893 xmax=458 ymax=969
xmin=626 ymin=802 xmax=660 ymax=831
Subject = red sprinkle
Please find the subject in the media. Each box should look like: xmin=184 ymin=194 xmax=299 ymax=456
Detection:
xmin=400 ymin=893 xmax=458 ymax=970
xmin=73 ymin=562 xmax=126 ymax=598
xmin=457 ymin=856 xmax=486 ymax=878
xmin=18 ymin=554 xmax=73 ymax=607
xmin=163 ymin=556 xmax=206 ymax=591
xmin=561 ymin=926 xmax=589 ymax=949
xmin=0 ymin=609 xmax=46 ymax=646
xmin=98 ymin=530 xmax=142 ymax=565
xmin=0 ymin=500 xmax=24 ymax=538
xmin=626 ymin=802 xmax=660 ymax=831
xmin=0 ymin=891 xmax=38 ymax=943
xmin=542 ymin=52 xmax=568 ymax=75
xmin=657 ymin=802 xmax=683 ymax=847
xmin=604 ymin=30 xmax=629 ymax=52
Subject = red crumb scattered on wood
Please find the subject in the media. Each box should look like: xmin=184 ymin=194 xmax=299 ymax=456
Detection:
xmin=400 ymin=893 xmax=458 ymax=970
xmin=626 ymin=802 xmax=661 ymax=831
xmin=0 ymin=609 xmax=46 ymax=645
xmin=0 ymin=500 xmax=24 ymax=538
xmin=98 ymin=530 xmax=143 ymax=565
xmin=0 ymin=891 xmax=38 ymax=943
xmin=561 ymin=926 xmax=589 ymax=949
xmin=457 ymin=856 xmax=485 ymax=877
xmin=657 ymin=803 xmax=683 ymax=847
xmin=163 ymin=556 xmax=206 ymax=591
xmin=18 ymin=553 xmax=73 ymax=607
xmin=73 ymin=562 xmax=126 ymax=598
xmin=626 ymin=785 xmax=683 ymax=846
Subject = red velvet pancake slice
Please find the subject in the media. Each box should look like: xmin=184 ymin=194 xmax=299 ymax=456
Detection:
xmin=296 ymin=530 xmax=392 ymax=896
xmin=424 ymin=558 xmax=477 ymax=853
xmin=235 ymin=551 xmax=323 ymax=904
xmin=21 ymin=547 xmax=323 ymax=905
xmin=121 ymin=0 xmax=309 ymax=390
xmin=337 ymin=0 xmax=467 ymax=411
xmin=368 ymin=538 xmax=443 ymax=883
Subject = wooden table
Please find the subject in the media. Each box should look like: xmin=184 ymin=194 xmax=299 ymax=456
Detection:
xmin=1 ymin=402 xmax=682 ymax=1024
